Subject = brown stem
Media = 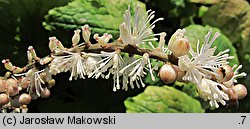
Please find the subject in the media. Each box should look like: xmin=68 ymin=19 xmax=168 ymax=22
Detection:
xmin=79 ymin=41 xmax=169 ymax=62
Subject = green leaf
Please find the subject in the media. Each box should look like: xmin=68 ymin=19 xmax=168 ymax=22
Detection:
xmin=202 ymin=0 xmax=250 ymax=60
xmin=187 ymin=0 xmax=220 ymax=4
xmin=171 ymin=0 xmax=185 ymax=7
xmin=43 ymin=0 xmax=145 ymax=39
xmin=184 ymin=24 xmax=239 ymax=66
xmin=124 ymin=86 xmax=204 ymax=113
xmin=174 ymin=81 xmax=199 ymax=98
xmin=0 ymin=0 xmax=71 ymax=74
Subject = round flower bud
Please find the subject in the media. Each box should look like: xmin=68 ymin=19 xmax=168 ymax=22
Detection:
xmin=5 ymin=78 xmax=18 ymax=88
xmin=0 ymin=78 xmax=6 ymax=92
xmin=168 ymin=38 xmax=190 ymax=57
xmin=19 ymin=77 xmax=30 ymax=90
xmin=158 ymin=63 xmax=177 ymax=84
xmin=232 ymin=84 xmax=247 ymax=100
xmin=47 ymin=79 xmax=55 ymax=89
xmin=19 ymin=93 xmax=31 ymax=105
xmin=41 ymin=88 xmax=50 ymax=98
xmin=5 ymin=78 xmax=19 ymax=96
xmin=0 ymin=93 xmax=9 ymax=105
xmin=217 ymin=65 xmax=234 ymax=82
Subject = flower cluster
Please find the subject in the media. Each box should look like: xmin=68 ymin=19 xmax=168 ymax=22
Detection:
xmin=0 ymin=5 xmax=248 ymax=113
xmin=0 ymin=46 xmax=55 ymax=112
xmin=166 ymin=29 xmax=247 ymax=108
xmin=119 ymin=6 xmax=163 ymax=45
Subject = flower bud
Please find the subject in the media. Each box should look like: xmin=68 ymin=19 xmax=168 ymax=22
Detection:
xmin=0 ymin=93 xmax=9 ymax=105
xmin=232 ymin=84 xmax=247 ymax=100
xmin=72 ymin=29 xmax=81 ymax=47
xmin=28 ymin=46 xmax=39 ymax=60
xmin=19 ymin=93 xmax=31 ymax=105
xmin=12 ymin=66 xmax=24 ymax=74
xmin=55 ymin=39 xmax=65 ymax=50
xmin=19 ymin=77 xmax=30 ymax=90
xmin=41 ymin=88 xmax=50 ymax=98
xmin=94 ymin=33 xmax=112 ymax=46
xmin=27 ymin=50 xmax=33 ymax=62
xmin=5 ymin=78 xmax=19 ymax=96
xmin=7 ymin=86 xmax=19 ymax=96
xmin=39 ymin=72 xmax=48 ymax=83
xmin=40 ymin=56 xmax=53 ymax=65
xmin=158 ymin=63 xmax=177 ymax=84
xmin=2 ymin=59 xmax=14 ymax=71
xmin=4 ymin=72 xmax=11 ymax=78
xmin=217 ymin=65 xmax=234 ymax=82
xmin=168 ymin=38 xmax=190 ymax=57
xmin=82 ymin=24 xmax=91 ymax=43
xmin=5 ymin=78 xmax=18 ymax=88
xmin=48 ymin=36 xmax=57 ymax=52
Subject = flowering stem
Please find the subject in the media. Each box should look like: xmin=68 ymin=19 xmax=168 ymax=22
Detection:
xmin=78 ymin=41 xmax=169 ymax=62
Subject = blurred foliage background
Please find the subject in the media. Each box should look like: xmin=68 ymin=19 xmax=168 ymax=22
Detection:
xmin=0 ymin=0 xmax=249 ymax=113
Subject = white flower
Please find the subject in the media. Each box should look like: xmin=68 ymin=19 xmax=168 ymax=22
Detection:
xmin=14 ymin=68 xmax=45 ymax=96
xmin=119 ymin=53 xmax=155 ymax=91
xmin=85 ymin=56 xmax=102 ymax=75
xmin=198 ymin=78 xmax=229 ymax=108
xmin=119 ymin=6 xmax=163 ymax=45
xmin=177 ymin=30 xmax=236 ymax=108
xmin=178 ymin=30 xmax=234 ymax=86
xmin=50 ymin=51 xmax=101 ymax=81
xmin=88 ymin=50 xmax=124 ymax=91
